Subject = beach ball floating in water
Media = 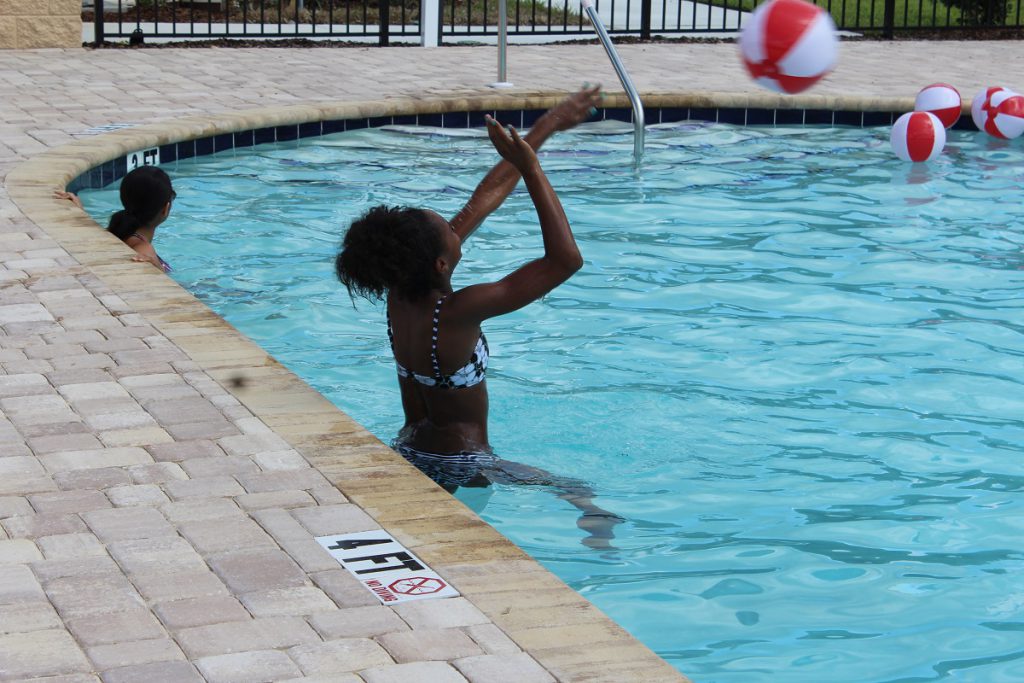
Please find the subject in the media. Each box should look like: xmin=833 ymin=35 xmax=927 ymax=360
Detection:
xmin=738 ymin=0 xmax=838 ymax=94
xmin=971 ymin=86 xmax=1024 ymax=139
xmin=914 ymin=83 xmax=961 ymax=129
xmin=890 ymin=111 xmax=946 ymax=163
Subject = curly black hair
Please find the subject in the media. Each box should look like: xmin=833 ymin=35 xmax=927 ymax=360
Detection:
xmin=335 ymin=205 xmax=443 ymax=302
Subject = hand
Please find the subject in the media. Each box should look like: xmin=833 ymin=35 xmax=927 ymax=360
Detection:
xmin=53 ymin=190 xmax=83 ymax=209
xmin=485 ymin=115 xmax=539 ymax=172
xmin=541 ymin=84 xmax=603 ymax=132
xmin=131 ymin=252 xmax=162 ymax=269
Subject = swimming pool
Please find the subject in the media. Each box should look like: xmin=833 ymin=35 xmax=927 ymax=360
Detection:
xmin=82 ymin=120 xmax=1024 ymax=682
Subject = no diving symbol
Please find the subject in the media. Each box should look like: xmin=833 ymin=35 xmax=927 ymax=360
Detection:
xmin=389 ymin=576 xmax=446 ymax=595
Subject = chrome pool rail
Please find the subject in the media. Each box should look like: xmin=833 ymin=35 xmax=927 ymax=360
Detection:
xmin=490 ymin=0 xmax=514 ymax=88
xmin=582 ymin=0 xmax=645 ymax=166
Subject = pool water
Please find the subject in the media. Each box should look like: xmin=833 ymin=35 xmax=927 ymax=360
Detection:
xmin=83 ymin=121 xmax=1024 ymax=682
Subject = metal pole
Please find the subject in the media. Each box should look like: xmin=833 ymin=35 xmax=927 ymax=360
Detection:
xmin=640 ymin=0 xmax=651 ymax=40
xmin=582 ymin=0 xmax=644 ymax=165
xmin=379 ymin=0 xmax=390 ymax=45
xmin=490 ymin=0 xmax=513 ymax=87
xmin=94 ymin=0 xmax=105 ymax=46
xmin=882 ymin=0 xmax=895 ymax=38
xmin=420 ymin=0 xmax=440 ymax=46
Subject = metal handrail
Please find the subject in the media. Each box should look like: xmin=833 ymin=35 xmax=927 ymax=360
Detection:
xmin=490 ymin=0 xmax=514 ymax=87
xmin=581 ymin=0 xmax=644 ymax=165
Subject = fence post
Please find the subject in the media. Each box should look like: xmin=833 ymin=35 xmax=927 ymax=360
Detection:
xmin=882 ymin=0 xmax=895 ymax=38
xmin=640 ymin=0 xmax=651 ymax=39
xmin=379 ymin=0 xmax=390 ymax=45
xmin=421 ymin=0 xmax=441 ymax=46
xmin=93 ymin=0 xmax=105 ymax=46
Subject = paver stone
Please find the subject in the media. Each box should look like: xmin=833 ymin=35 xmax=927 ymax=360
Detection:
xmin=359 ymin=661 xmax=469 ymax=683
xmin=288 ymin=637 xmax=394 ymax=675
xmin=453 ymin=653 xmax=556 ymax=683
xmin=195 ymin=650 xmax=302 ymax=683
xmin=0 ymin=629 xmax=90 ymax=678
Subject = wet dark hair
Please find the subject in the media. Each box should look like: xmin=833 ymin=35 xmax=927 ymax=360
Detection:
xmin=335 ymin=205 xmax=443 ymax=302
xmin=107 ymin=166 xmax=175 ymax=240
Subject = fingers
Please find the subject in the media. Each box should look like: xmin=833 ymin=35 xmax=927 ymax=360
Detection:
xmin=485 ymin=115 xmax=524 ymax=149
xmin=562 ymin=84 xmax=603 ymax=124
xmin=485 ymin=114 xmax=507 ymax=137
xmin=53 ymin=190 xmax=83 ymax=208
xmin=484 ymin=114 xmax=509 ymax=147
xmin=578 ymin=83 xmax=602 ymax=102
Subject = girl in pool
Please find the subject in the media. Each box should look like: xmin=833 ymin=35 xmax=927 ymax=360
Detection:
xmin=335 ymin=87 xmax=623 ymax=548
xmin=55 ymin=165 xmax=175 ymax=272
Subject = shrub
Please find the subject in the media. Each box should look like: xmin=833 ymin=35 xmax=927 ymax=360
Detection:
xmin=939 ymin=0 xmax=1010 ymax=24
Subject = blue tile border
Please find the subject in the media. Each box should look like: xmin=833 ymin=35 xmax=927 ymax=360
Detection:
xmin=805 ymin=109 xmax=833 ymax=125
xmin=233 ymin=130 xmax=254 ymax=149
xmin=746 ymin=108 xmax=774 ymax=126
xmin=276 ymin=125 xmax=299 ymax=142
xmin=299 ymin=121 xmax=322 ymax=139
xmin=323 ymin=119 xmax=347 ymax=134
xmin=834 ymin=110 xmax=862 ymax=127
xmin=69 ymin=105 xmax=962 ymax=191
xmin=213 ymin=133 xmax=234 ymax=153
xmin=254 ymin=127 xmax=276 ymax=145
xmin=718 ymin=107 xmax=746 ymax=125
xmin=195 ymin=136 xmax=214 ymax=157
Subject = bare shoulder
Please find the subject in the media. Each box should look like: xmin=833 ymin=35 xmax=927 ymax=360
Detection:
xmin=126 ymin=239 xmax=160 ymax=263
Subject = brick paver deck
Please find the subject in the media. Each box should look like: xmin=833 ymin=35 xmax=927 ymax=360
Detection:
xmin=0 ymin=40 xmax=1021 ymax=682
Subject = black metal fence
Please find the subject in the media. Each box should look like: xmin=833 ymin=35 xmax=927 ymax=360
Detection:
xmin=87 ymin=0 xmax=1024 ymax=43
xmin=440 ymin=0 xmax=1023 ymax=35
xmin=88 ymin=0 xmax=421 ymax=43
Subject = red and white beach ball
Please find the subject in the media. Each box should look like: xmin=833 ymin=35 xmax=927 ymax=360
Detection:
xmin=890 ymin=111 xmax=946 ymax=162
xmin=914 ymin=83 xmax=961 ymax=129
xmin=971 ymin=87 xmax=1024 ymax=139
xmin=739 ymin=0 xmax=839 ymax=95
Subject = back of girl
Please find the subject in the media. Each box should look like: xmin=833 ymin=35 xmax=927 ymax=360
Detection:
xmin=108 ymin=165 xmax=175 ymax=272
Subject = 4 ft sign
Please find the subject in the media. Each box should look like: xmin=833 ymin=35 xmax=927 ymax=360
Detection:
xmin=316 ymin=530 xmax=460 ymax=604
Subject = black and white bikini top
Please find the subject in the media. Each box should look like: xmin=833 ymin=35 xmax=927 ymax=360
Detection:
xmin=387 ymin=295 xmax=489 ymax=390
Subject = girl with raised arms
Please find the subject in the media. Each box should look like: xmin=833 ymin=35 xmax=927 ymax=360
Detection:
xmin=335 ymin=87 xmax=623 ymax=548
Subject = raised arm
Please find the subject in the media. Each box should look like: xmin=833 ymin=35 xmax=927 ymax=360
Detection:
xmin=449 ymin=85 xmax=601 ymax=241
xmin=448 ymin=117 xmax=582 ymax=324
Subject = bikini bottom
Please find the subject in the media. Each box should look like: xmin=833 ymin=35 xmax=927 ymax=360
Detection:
xmin=391 ymin=441 xmax=498 ymax=489
xmin=391 ymin=441 xmax=602 ymax=494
